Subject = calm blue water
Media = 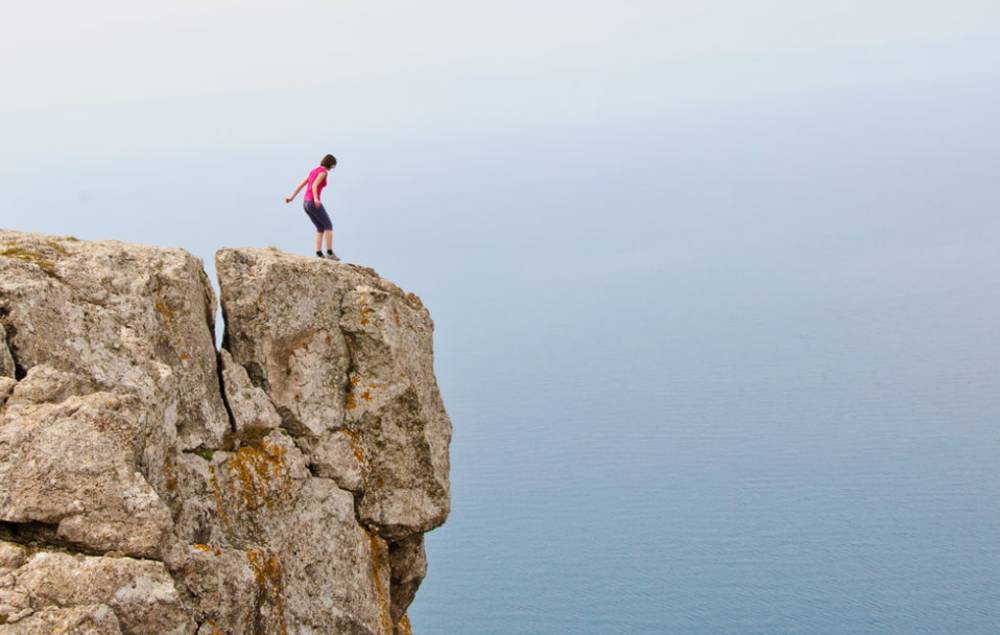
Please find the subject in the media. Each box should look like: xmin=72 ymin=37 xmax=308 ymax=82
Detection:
xmin=413 ymin=255 xmax=1000 ymax=633
xmin=402 ymin=100 xmax=1000 ymax=631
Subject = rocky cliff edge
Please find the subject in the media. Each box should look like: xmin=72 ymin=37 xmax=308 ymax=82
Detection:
xmin=0 ymin=230 xmax=451 ymax=635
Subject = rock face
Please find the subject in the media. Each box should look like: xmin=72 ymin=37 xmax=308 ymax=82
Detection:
xmin=0 ymin=231 xmax=451 ymax=634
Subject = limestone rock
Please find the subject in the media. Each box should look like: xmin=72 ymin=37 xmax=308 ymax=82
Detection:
xmin=338 ymin=284 xmax=452 ymax=540
xmin=0 ymin=230 xmax=228 ymax=451
xmin=308 ymin=429 xmax=366 ymax=492
xmin=160 ymin=542 xmax=257 ymax=634
xmin=12 ymin=549 xmax=192 ymax=634
xmin=0 ymin=378 xmax=15 ymax=408
xmin=203 ymin=431 xmax=392 ymax=633
xmin=0 ymin=389 xmax=172 ymax=558
xmin=215 ymin=249 xmax=352 ymax=439
xmin=395 ymin=614 xmax=414 ymax=635
xmin=7 ymin=365 xmax=95 ymax=406
xmin=0 ymin=231 xmax=451 ymax=633
xmin=0 ymin=540 xmax=191 ymax=633
xmin=0 ymin=604 xmax=123 ymax=634
xmin=219 ymin=349 xmax=281 ymax=434
xmin=388 ymin=534 xmax=428 ymax=624
xmin=216 ymin=249 xmax=452 ymax=540
xmin=0 ymin=543 xmax=31 ymax=625
xmin=0 ymin=542 xmax=25 ymax=569
xmin=0 ymin=324 xmax=14 ymax=379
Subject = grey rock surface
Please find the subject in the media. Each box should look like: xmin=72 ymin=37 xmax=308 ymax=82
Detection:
xmin=388 ymin=535 xmax=428 ymax=625
xmin=0 ymin=231 xmax=451 ymax=634
xmin=0 ymin=230 xmax=229 ymax=452
xmin=0 ymin=389 xmax=172 ymax=558
xmin=0 ymin=378 xmax=15 ymax=408
xmin=217 ymin=249 xmax=452 ymax=541
xmin=308 ymin=429 xmax=366 ymax=493
xmin=1 ymin=604 xmax=123 ymax=634
xmin=219 ymin=349 xmax=282 ymax=434
xmin=12 ymin=548 xmax=192 ymax=634
xmin=0 ymin=324 xmax=14 ymax=379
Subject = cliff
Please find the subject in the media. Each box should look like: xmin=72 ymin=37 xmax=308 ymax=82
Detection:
xmin=0 ymin=230 xmax=452 ymax=634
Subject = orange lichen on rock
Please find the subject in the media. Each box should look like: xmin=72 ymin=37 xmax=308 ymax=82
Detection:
xmin=154 ymin=297 xmax=175 ymax=323
xmin=208 ymin=466 xmax=231 ymax=529
xmin=404 ymin=292 xmax=423 ymax=310
xmin=246 ymin=549 xmax=287 ymax=635
xmin=342 ymin=429 xmax=366 ymax=463
xmin=346 ymin=374 xmax=361 ymax=410
xmin=396 ymin=614 xmax=413 ymax=635
xmin=358 ymin=301 xmax=374 ymax=327
xmin=191 ymin=543 xmax=222 ymax=556
xmin=368 ymin=533 xmax=393 ymax=635
xmin=226 ymin=441 xmax=291 ymax=510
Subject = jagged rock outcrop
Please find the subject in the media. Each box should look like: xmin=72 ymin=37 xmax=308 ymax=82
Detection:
xmin=0 ymin=230 xmax=451 ymax=634
xmin=215 ymin=249 xmax=451 ymax=540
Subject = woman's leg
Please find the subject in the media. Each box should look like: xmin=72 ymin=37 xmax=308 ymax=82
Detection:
xmin=305 ymin=201 xmax=326 ymax=254
xmin=324 ymin=230 xmax=333 ymax=251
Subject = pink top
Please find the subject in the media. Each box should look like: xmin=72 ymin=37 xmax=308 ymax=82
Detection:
xmin=304 ymin=166 xmax=328 ymax=203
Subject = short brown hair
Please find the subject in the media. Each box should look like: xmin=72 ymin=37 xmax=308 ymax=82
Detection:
xmin=321 ymin=154 xmax=337 ymax=169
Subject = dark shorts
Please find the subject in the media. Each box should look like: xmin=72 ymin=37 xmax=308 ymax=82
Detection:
xmin=303 ymin=201 xmax=333 ymax=232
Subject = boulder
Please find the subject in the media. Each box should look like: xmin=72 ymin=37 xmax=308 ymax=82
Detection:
xmin=0 ymin=230 xmax=228 ymax=451
xmin=0 ymin=540 xmax=191 ymax=634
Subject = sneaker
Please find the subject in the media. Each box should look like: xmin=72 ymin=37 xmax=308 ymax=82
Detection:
xmin=325 ymin=251 xmax=341 ymax=262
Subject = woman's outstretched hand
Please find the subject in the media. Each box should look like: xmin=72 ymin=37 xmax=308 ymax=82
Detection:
xmin=285 ymin=196 xmax=293 ymax=203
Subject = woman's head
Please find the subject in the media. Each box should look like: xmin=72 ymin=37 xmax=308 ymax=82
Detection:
xmin=321 ymin=154 xmax=337 ymax=169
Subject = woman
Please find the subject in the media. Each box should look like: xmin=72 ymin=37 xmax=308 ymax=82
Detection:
xmin=285 ymin=154 xmax=339 ymax=260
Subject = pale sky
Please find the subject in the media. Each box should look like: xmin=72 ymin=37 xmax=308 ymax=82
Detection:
xmin=3 ymin=1 xmax=998 ymax=162
xmin=1 ymin=0 xmax=998 ymax=339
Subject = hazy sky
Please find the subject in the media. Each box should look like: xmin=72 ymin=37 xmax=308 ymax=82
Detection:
xmin=2 ymin=0 xmax=998 ymax=334
xmin=0 ymin=1 xmax=997 ymax=351
xmin=1 ymin=0 xmax=998 ymax=329
xmin=3 ymin=1 xmax=998 ymax=159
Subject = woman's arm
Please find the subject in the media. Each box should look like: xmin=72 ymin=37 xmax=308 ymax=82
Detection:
xmin=311 ymin=172 xmax=327 ymax=204
xmin=285 ymin=178 xmax=309 ymax=203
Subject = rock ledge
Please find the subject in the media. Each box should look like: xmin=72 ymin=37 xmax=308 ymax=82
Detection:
xmin=0 ymin=231 xmax=451 ymax=634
